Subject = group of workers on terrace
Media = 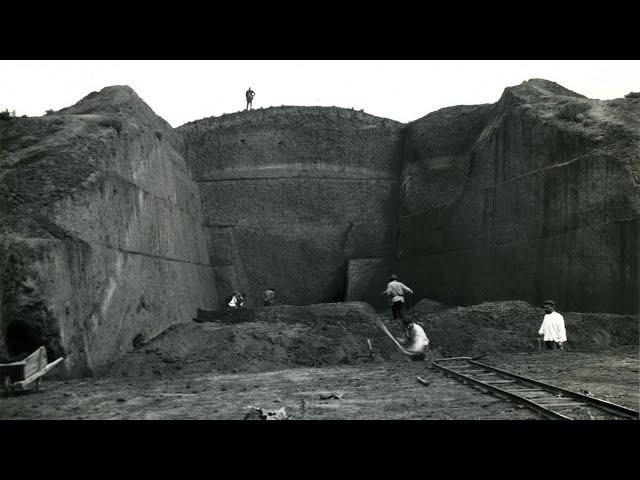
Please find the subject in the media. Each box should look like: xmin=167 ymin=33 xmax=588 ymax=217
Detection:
xmin=380 ymin=274 xmax=566 ymax=359
xmin=224 ymin=273 xmax=566 ymax=361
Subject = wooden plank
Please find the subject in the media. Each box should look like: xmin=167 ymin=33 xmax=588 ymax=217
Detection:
xmin=520 ymin=395 xmax=564 ymax=400
xmin=1 ymin=347 xmax=47 ymax=382
xmin=485 ymin=380 xmax=517 ymax=384
xmin=24 ymin=347 xmax=48 ymax=379
xmin=0 ymin=360 xmax=27 ymax=367
xmin=503 ymin=389 xmax=544 ymax=392
xmin=520 ymin=393 xmax=566 ymax=397
xmin=13 ymin=357 xmax=64 ymax=389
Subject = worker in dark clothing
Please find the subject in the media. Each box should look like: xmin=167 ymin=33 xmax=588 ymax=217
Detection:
xmin=263 ymin=288 xmax=275 ymax=306
xmin=246 ymin=87 xmax=255 ymax=110
xmin=382 ymin=274 xmax=414 ymax=322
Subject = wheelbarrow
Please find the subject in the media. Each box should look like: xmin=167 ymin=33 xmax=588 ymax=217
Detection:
xmin=0 ymin=346 xmax=64 ymax=395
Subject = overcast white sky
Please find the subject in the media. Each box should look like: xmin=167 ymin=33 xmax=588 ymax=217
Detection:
xmin=1 ymin=60 xmax=638 ymax=127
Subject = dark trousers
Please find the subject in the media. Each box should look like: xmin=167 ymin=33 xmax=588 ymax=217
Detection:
xmin=545 ymin=341 xmax=557 ymax=350
xmin=392 ymin=301 xmax=404 ymax=320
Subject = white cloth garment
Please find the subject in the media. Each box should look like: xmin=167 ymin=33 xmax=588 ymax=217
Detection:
xmin=384 ymin=280 xmax=414 ymax=303
xmin=538 ymin=311 xmax=567 ymax=343
xmin=228 ymin=295 xmax=240 ymax=308
xmin=407 ymin=323 xmax=429 ymax=352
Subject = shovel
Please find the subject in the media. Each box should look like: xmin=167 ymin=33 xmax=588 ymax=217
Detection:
xmin=375 ymin=318 xmax=423 ymax=362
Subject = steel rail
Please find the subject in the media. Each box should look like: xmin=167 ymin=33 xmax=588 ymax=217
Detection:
xmin=431 ymin=361 xmax=571 ymax=419
xmin=467 ymin=360 xmax=639 ymax=419
xmin=432 ymin=359 xmax=638 ymax=420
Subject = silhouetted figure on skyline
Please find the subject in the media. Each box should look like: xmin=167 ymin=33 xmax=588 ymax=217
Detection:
xmin=246 ymin=87 xmax=255 ymax=110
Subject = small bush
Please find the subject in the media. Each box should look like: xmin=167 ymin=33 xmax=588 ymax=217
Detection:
xmin=45 ymin=109 xmax=55 ymax=115
xmin=556 ymin=101 xmax=591 ymax=121
xmin=0 ymin=109 xmax=12 ymax=120
xmin=624 ymin=91 xmax=640 ymax=99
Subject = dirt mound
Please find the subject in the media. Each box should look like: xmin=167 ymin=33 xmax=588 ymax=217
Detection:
xmin=98 ymin=302 xmax=405 ymax=378
xmin=411 ymin=298 xmax=451 ymax=315
xmin=407 ymin=301 xmax=639 ymax=357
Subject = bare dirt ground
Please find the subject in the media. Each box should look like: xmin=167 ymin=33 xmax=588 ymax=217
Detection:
xmin=2 ymin=302 xmax=637 ymax=420
xmin=1 ymin=347 xmax=637 ymax=420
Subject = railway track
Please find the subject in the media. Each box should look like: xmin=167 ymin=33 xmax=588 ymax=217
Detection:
xmin=431 ymin=357 xmax=639 ymax=420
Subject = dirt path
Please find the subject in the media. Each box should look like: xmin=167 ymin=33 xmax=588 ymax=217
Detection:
xmin=1 ymin=348 xmax=637 ymax=420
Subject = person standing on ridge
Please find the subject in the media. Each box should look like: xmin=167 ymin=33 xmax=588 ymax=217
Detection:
xmin=538 ymin=300 xmax=567 ymax=350
xmin=382 ymin=274 xmax=413 ymax=322
xmin=246 ymin=87 xmax=255 ymax=110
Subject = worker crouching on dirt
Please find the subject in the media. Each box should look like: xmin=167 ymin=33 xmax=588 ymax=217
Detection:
xmin=399 ymin=317 xmax=430 ymax=361
xmin=538 ymin=300 xmax=567 ymax=350
xmin=227 ymin=291 xmax=245 ymax=310
xmin=382 ymin=274 xmax=413 ymax=322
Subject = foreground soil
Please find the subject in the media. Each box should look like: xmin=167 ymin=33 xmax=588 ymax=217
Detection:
xmin=1 ymin=347 xmax=637 ymax=420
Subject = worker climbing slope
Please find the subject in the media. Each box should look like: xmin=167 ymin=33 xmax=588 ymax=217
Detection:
xmin=382 ymin=274 xmax=414 ymax=323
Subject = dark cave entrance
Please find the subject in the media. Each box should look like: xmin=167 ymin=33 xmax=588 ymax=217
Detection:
xmin=3 ymin=320 xmax=58 ymax=362
xmin=5 ymin=321 xmax=43 ymax=359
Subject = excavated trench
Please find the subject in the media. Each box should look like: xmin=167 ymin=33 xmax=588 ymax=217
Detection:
xmin=93 ymin=300 xmax=639 ymax=379
xmin=1 ymin=80 xmax=638 ymax=381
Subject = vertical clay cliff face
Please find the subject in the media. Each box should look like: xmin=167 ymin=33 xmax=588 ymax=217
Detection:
xmin=397 ymin=80 xmax=639 ymax=313
xmin=0 ymin=86 xmax=216 ymax=375
xmin=1 ymin=78 xmax=636 ymax=379
xmin=178 ymin=107 xmax=404 ymax=307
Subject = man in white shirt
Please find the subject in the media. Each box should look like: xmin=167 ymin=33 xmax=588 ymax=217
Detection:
xmin=400 ymin=318 xmax=430 ymax=361
xmin=538 ymin=300 xmax=567 ymax=350
xmin=227 ymin=291 xmax=244 ymax=309
xmin=382 ymin=274 xmax=414 ymax=322
xmin=375 ymin=316 xmax=430 ymax=361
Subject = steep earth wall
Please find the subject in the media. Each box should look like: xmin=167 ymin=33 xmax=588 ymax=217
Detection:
xmin=179 ymin=81 xmax=639 ymax=313
xmin=1 ymin=79 xmax=637 ymax=380
xmin=0 ymin=87 xmax=217 ymax=376
xmin=178 ymin=107 xmax=404 ymax=307
xmin=396 ymin=80 xmax=640 ymax=313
